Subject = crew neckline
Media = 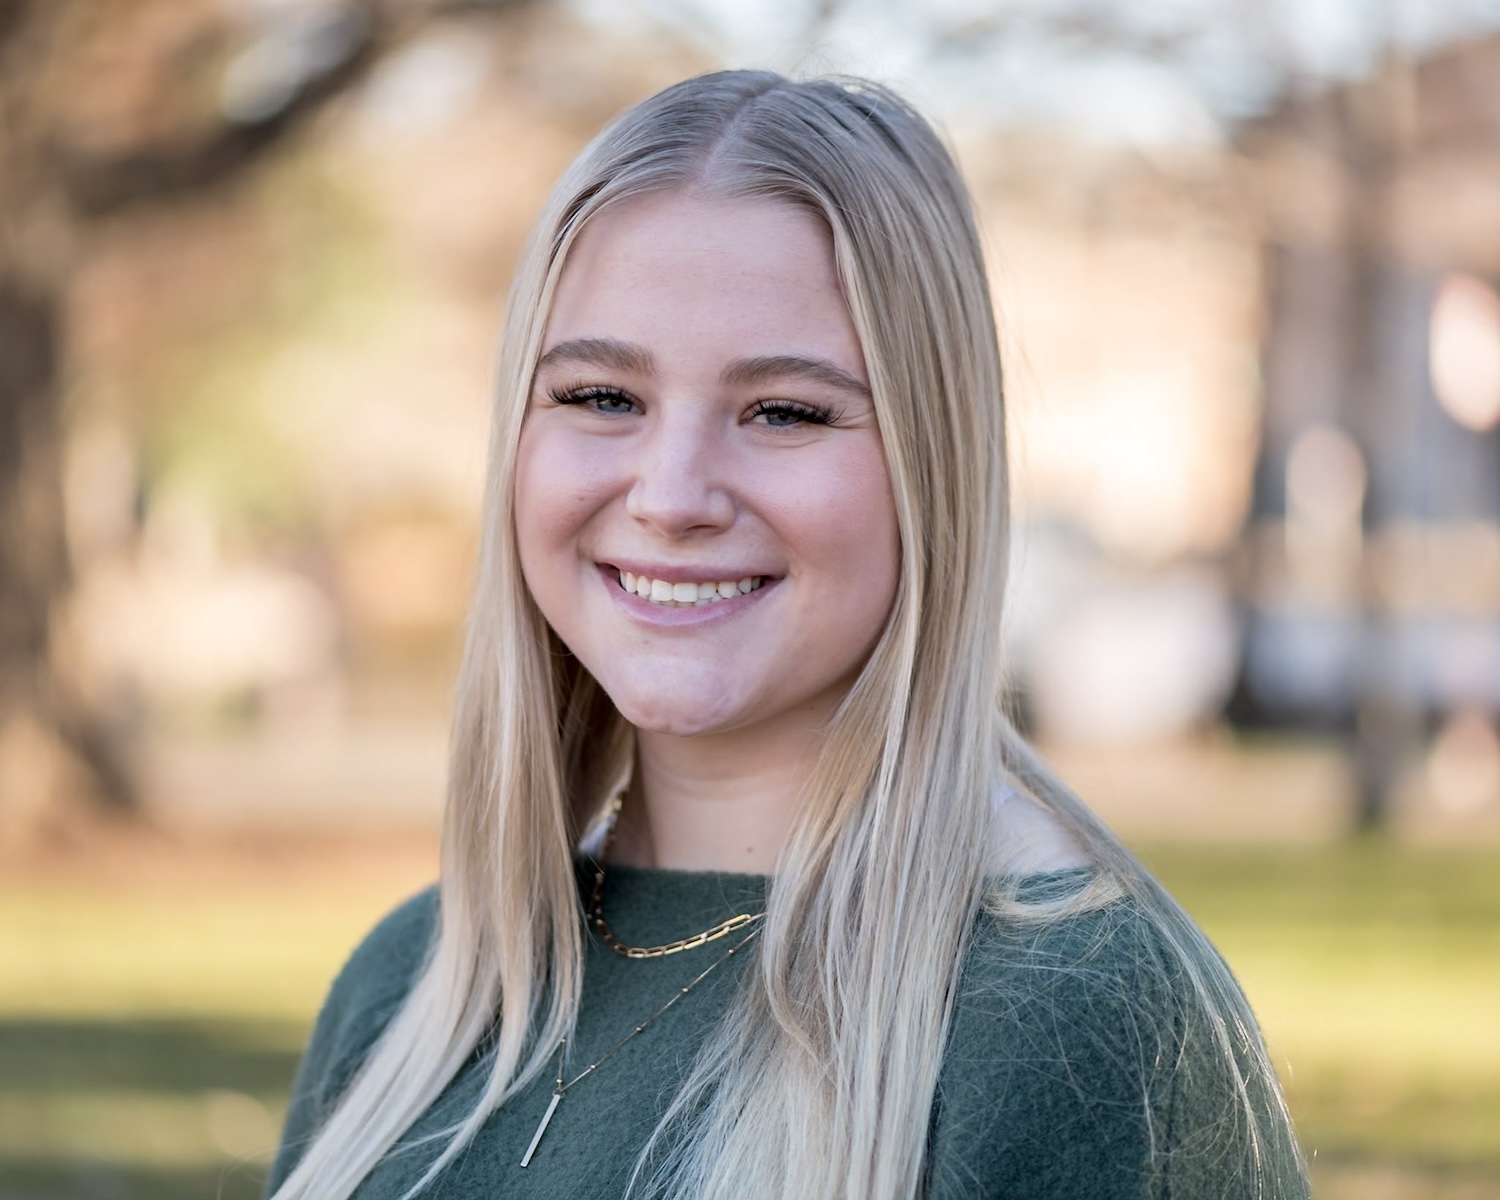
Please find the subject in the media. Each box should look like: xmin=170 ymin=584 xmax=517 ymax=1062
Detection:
xmin=580 ymin=859 xmax=1097 ymax=893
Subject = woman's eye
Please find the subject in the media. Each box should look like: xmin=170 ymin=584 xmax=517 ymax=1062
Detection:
xmin=550 ymin=385 xmax=637 ymax=414
xmin=748 ymin=400 xmax=836 ymax=428
xmin=555 ymin=390 xmax=642 ymax=417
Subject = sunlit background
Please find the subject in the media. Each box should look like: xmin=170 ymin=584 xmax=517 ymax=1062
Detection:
xmin=2 ymin=1 xmax=1498 ymax=1197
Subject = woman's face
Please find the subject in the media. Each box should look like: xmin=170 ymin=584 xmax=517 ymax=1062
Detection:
xmin=515 ymin=190 xmax=900 ymax=743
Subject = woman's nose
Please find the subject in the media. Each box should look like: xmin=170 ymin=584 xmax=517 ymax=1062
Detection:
xmin=624 ymin=414 xmax=735 ymax=537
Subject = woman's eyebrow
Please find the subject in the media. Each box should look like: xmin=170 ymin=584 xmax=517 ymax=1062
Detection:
xmin=722 ymin=355 xmax=871 ymax=397
xmin=535 ymin=337 xmax=655 ymax=375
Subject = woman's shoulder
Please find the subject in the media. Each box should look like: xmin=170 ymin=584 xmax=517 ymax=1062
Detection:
xmin=269 ymin=885 xmax=440 ymax=1189
xmin=952 ymin=874 xmax=1190 ymax=1059
xmin=932 ymin=877 xmax=1288 ymax=1199
xmin=331 ymin=885 xmax=441 ymax=1001
xmin=309 ymin=885 xmax=440 ymax=1070
xmin=967 ymin=873 xmax=1177 ymax=983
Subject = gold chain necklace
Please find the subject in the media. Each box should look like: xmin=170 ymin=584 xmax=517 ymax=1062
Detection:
xmin=519 ymin=925 xmax=760 ymax=1168
xmin=587 ymin=791 xmax=766 ymax=959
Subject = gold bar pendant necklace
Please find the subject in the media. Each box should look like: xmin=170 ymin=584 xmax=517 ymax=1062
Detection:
xmin=519 ymin=927 xmax=760 ymax=1168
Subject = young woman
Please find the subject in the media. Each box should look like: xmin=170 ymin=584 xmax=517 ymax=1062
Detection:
xmin=266 ymin=71 xmax=1309 ymax=1199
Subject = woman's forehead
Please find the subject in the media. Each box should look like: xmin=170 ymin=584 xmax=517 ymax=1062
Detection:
xmin=538 ymin=190 xmax=867 ymax=386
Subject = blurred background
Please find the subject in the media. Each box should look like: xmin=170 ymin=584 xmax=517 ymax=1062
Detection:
xmin=2 ymin=0 xmax=1498 ymax=1196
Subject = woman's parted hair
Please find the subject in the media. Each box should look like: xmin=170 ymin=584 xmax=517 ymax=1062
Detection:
xmin=269 ymin=70 xmax=1305 ymax=1200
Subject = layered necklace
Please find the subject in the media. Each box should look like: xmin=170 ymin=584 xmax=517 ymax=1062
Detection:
xmin=519 ymin=792 xmax=766 ymax=1169
xmin=586 ymin=791 xmax=766 ymax=959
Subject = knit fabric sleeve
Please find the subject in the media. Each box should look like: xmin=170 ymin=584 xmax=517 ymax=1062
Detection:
xmin=263 ymin=886 xmax=440 ymax=1198
xmin=928 ymin=893 xmax=1306 ymax=1200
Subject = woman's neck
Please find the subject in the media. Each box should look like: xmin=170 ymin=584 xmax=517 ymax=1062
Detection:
xmin=609 ymin=722 xmax=822 ymax=872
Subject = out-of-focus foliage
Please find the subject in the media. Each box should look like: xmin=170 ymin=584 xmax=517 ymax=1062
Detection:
xmin=3 ymin=0 xmax=1499 ymax=842
xmin=0 ymin=0 xmax=708 ymax=844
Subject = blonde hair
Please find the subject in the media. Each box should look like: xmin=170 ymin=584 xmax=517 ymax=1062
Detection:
xmin=271 ymin=71 xmax=1306 ymax=1199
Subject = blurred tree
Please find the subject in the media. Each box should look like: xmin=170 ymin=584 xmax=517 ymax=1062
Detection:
xmin=1246 ymin=44 xmax=1428 ymax=834
xmin=0 ymin=0 xmax=532 ymax=843
xmin=3 ymin=0 xmax=1489 ymax=841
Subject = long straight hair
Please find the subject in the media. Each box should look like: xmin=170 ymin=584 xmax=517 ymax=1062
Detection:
xmin=271 ymin=71 xmax=1306 ymax=1199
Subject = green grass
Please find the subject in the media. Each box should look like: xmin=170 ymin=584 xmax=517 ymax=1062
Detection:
xmin=0 ymin=857 xmax=423 ymax=1200
xmin=1 ymin=841 xmax=1497 ymax=1199
xmin=1145 ymin=843 xmax=1500 ymax=1197
xmin=0 ymin=1017 xmax=298 ymax=1199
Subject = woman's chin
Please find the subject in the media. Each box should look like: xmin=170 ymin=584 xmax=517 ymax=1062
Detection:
xmin=608 ymin=690 xmax=746 ymax=739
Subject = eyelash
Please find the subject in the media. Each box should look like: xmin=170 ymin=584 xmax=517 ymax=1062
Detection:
xmin=548 ymin=386 xmax=840 ymax=429
xmin=549 ymin=384 xmax=636 ymax=413
xmin=747 ymin=399 xmax=839 ymax=428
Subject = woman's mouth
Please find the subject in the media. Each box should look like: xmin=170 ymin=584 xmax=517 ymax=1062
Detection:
xmin=617 ymin=569 xmax=766 ymax=607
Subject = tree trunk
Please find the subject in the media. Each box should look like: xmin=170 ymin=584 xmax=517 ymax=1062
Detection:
xmin=1345 ymin=48 xmax=1421 ymax=833
xmin=0 ymin=0 xmax=531 ymax=845
xmin=0 ymin=3 xmax=135 ymax=846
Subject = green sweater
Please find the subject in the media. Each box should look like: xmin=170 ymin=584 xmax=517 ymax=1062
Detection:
xmin=267 ymin=867 xmax=1305 ymax=1199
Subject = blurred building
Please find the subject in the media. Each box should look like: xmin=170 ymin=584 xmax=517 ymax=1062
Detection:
xmin=966 ymin=130 xmax=1259 ymax=749
xmin=1234 ymin=34 xmax=1500 ymax=818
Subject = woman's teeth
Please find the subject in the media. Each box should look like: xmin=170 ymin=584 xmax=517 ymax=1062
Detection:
xmin=618 ymin=571 xmax=764 ymax=607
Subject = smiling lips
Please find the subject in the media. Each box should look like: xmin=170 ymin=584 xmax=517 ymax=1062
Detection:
xmin=617 ymin=569 xmax=766 ymax=607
